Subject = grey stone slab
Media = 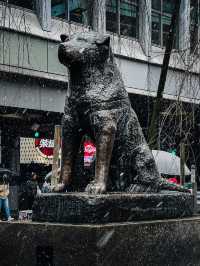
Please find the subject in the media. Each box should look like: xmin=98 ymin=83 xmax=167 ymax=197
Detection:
xmin=0 ymin=218 xmax=200 ymax=265
xmin=0 ymin=221 xmax=95 ymax=266
xmin=32 ymin=192 xmax=194 ymax=224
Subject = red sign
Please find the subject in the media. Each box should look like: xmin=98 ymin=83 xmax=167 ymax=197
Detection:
xmin=34 ymin=138 xmax=96 ymax=162
xmin=84 ymin=140 xmax=96 ymax=167
xmin=35 ymin=139 xmax=54 ymax=158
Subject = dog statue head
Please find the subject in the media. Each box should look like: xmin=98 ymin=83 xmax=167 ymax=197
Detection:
xmin=58 ymin=32 xmax=111 ymax=67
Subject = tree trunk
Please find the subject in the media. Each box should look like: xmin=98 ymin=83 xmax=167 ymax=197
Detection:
xmin=148 ymin=0 xmax=181 ymax=149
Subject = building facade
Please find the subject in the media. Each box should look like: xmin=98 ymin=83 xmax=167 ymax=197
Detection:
xmin=0 ymin=0 xmax=200 ymax=178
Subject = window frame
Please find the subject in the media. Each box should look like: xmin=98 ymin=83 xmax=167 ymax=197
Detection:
xmin=51 ymin=0 xmax=90 ymax=26
xmin=120 ymin=0 xmax=139 ymax=38
xmin=106 ymin=0 xmax=139 ymax=39
xmin=51 ymin=0 xmax=68 ymax=19
xmin=106 ymin=0 xmax=119 ymax=34
xmin=1 ymin=0 xmax=35 ymax=11
xmin=151 ymin=0 xmax=177 ymax=48
xmin=151 ymin=2 xmax=162 ymax=46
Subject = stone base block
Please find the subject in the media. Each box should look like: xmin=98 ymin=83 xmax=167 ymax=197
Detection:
xmin=32 ymin=192 xmax=193 ymax=223
xmin=1 ymin=218 xmax=200 ymax=265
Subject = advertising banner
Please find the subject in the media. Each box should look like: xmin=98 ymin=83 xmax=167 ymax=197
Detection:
xmin=84 ymin=140 xmax=96 ymax=167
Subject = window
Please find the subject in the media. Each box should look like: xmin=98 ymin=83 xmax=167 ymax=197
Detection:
xmin=69 ymin=0 xmax=89 ymax=24
xmin=106 ymin=0 xmax=139 ymax=38
xmin=51 ymin=0 xmax=91 ymax=25
xmin=152 ymin=0 xmax=178 ymax=47
xmin=106 ymin=0 xmax=118 ymax=34
xmin=51 ymin=0 xmax=66 ymax=18
xmin=2 ymin=0 xmax=35 ymax=10
xmin=120 ymin=0 xmax=138 ymax=37
xmin=190 ymin=0 xmax=200 ymax=53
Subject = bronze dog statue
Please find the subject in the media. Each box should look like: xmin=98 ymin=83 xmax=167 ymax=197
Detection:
xmin=58 ymin=32 xmax=187 ymax=194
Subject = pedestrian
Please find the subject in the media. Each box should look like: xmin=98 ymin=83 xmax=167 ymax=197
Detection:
xmin=26 ymin=172 xmax=40 ymax=209
xmin=0 ymin=174 xmax=14 ymax=221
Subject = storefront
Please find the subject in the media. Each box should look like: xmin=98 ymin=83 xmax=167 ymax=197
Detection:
xmin=0 ymin=107 xmax=62 ymax=184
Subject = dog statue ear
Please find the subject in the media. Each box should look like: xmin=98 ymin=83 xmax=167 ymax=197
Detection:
xmin=60 ymin=34 xmax=69 ymax=42
xmin=95 ymin=36 xmax=110 ymax=47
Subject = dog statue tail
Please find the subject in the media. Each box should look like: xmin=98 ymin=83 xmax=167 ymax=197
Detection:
xmin=158 ymin=178 xmax=191 ymax=193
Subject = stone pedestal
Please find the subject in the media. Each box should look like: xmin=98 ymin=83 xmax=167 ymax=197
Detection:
xmin=32 ymin=192 xmax=193 ymax=224
xmin=0 ymin=217 xmax=200 ymax=265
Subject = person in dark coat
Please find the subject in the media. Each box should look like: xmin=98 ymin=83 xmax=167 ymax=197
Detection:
xmin=26 ymin=172 xmax=39 ymax=209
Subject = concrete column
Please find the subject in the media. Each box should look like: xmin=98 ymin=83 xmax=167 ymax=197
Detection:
xmin=92 ymin=0 xmax=106 ymax=34
xmin=179 ymin=0 xmax=190 ymax=57
xmin=36 ymin=0 xmax=51 ymax=32
xmin=139 ymin=0 xmax=151 ymax=56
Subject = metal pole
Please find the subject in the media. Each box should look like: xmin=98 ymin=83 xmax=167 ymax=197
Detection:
xmin=191 ymin=164 xmax=197 ymax=214
xmin=51 ymin=125 xmax=61 ymax=187
xmin=180 ymin=142 xmax=185 ymax=186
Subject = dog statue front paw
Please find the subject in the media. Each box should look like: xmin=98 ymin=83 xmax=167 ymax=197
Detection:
xmin=85 ymin=181 xmax=106 ymax=194
xmin=51 ymin=183 xmax=66 ymax=192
